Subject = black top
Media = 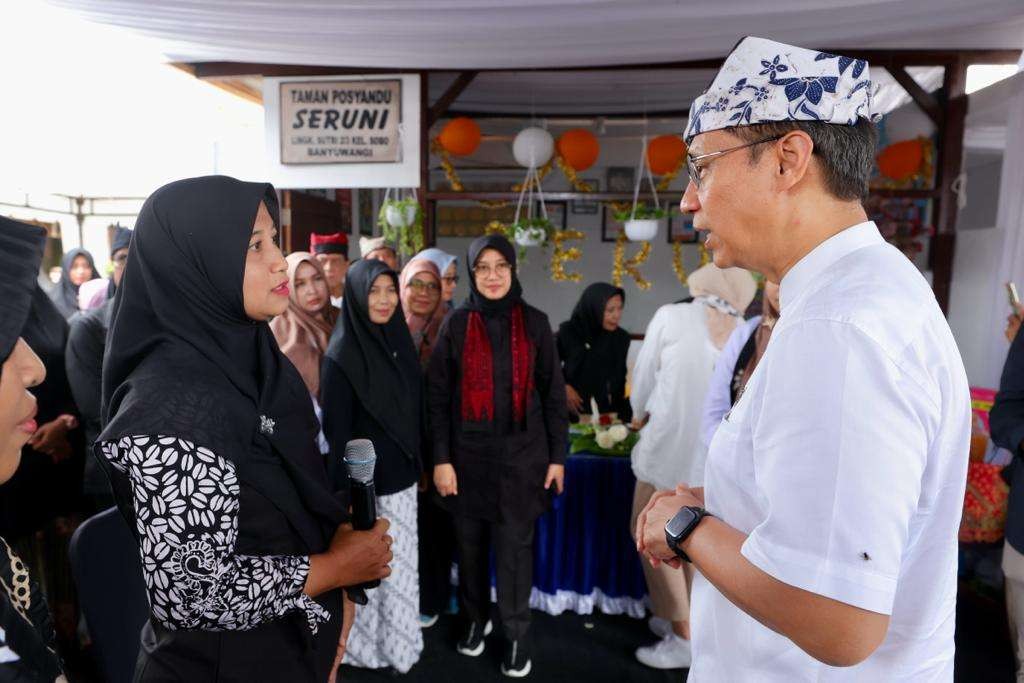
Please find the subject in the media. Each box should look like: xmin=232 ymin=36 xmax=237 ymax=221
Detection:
xmin=65 ymin=299 xmax=113 ymax=496
xmin=97 ymin=175 xmax=345 ymax=681
xmin=0 ymin=216 xmax=46 ymax=363
xmin=556 ymin=282 xmax=632 ymax=420
xmin=49 ymin=247 xmax=99 ymax=320
xmin=991 ymin=329 xmax=1024 ymax=554
xmin=426 ymin=235 xmax=568 ymax=523
xmin=321 ymin=366 xmax=421 ymax=497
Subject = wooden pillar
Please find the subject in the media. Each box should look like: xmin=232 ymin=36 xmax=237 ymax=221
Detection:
xmin=929 ymin=59 xmax=967 ymax=315
xmin=419 ymin=71 xmax=433 ymax=246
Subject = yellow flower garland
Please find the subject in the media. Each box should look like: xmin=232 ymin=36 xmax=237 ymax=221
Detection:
xmin=550 ymin=229 xmax=586 ymax=282
xmin=612 ymin=231 xmax=652 ymax=290
xmin=671 ymin=240 xmax=687 ymax=285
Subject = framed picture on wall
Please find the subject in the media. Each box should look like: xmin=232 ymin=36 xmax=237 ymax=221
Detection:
xmin=668 ymin=211 xmax=699 ymax=243
xmin=606 ymin=167 xmax=634 ymax=194
xmin=536 ymin=200 xmax=568 ymax=231
xmin=434 ymin=202 xmax=517 ymax=238
xmin=601 ymin=205 xmax=623 ymax=242
xmin=358 ymin=189 xmax=375 ymax=236
xmin=571 ymin=179 xmax=600 ymax=214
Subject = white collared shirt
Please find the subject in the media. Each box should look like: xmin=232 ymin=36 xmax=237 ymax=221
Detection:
xmin=690 ymin=222 xmax=970 ymax=681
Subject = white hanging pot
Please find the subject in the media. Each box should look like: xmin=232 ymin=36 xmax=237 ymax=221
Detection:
xmin=512 ymin=127 xmax=555 ymax=169
xmin=624 ymin=219 xmax=659 ymax=242
xmin=384 ymin=204 xmax=417 ymax=229
xmin=514 ymin=225 xmax=546 ymax=247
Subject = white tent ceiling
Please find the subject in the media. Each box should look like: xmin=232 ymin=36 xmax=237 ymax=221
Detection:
xmin=48 ymin=0 xmax=1024 ymax=70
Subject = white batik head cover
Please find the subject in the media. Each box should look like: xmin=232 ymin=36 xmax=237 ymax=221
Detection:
xmin=684 ymin=36 xmax=878 ymax=144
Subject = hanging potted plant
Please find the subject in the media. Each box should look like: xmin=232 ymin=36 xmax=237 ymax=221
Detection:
xmin=614 ymin=204 xmax=668 ymax=242
xmin=377 ymin=190 xmax=424 ymax=258
xmin=512 ymin=216 xmax=554 ymax=248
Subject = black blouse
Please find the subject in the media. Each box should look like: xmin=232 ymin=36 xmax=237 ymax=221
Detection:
xmin=321 ymin=360 xmax=421 ymax=497
xmin=427 ymin=304 xmax=567 ymax=523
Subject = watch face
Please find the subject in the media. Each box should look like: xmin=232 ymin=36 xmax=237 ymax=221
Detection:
xmin=666 ymin=507 xmax=699 ymax=539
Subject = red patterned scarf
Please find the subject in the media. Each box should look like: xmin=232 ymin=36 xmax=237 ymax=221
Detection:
xmin=461 ymin=304 xmax=534 ymax=427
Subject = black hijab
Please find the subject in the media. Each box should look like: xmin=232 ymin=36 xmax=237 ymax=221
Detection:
xmin=106 ymin=225 xmax=133 ymax=298
xmin=463 ymin=234 xmax=523 ymax=315
xmin=557 ymin=282 xmax=631 ymax=415
xmin=49 ymin=247 xmax=99 ymax=319
xmin=325 ymin=258 xmax=421 ymax=460
xmin=0 ymin=216 xmax=46 ymax=362
xmin=99 ymin=176 xmax=344 ymax=546
xmin=0 ymin=218 xmax=62 ymax=681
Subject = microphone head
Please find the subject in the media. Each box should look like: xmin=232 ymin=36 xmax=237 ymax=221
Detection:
xmin=343 ymin=439 xmax=377 ymax=484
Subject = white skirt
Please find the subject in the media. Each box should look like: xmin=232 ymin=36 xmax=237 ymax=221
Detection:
xmin=342 ymin=484 xmax=423 ymax=673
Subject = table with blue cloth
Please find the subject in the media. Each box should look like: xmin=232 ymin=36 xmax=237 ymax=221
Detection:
xmin=529 ymin=452 xmax=648 ymax=618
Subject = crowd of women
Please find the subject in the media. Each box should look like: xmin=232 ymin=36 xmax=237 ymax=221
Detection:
xmin=0 ymin=174 xmax=772 ymax=681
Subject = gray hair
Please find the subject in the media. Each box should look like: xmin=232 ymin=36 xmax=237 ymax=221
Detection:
xmin=732 ymin=119 xmax=878 ymax=201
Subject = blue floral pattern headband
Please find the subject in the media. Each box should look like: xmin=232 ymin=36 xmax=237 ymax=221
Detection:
xmin=685 ymin=36 xmax=879 ymax=144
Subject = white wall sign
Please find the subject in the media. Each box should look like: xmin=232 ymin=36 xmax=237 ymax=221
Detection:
xmin=264 ymin=73 xmax=421 ymax=188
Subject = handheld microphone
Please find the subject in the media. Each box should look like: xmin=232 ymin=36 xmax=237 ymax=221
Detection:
xmin=344 ymin=439 xmax=380 ymax=593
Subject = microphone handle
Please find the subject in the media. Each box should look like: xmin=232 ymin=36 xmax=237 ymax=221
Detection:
xmin=349 ymin=479 xmax=381 ymax=591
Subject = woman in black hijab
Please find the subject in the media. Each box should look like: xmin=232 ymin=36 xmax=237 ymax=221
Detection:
xmin=96 ymin=176 xmax=392 ymax=682
xmin=48 ymin=247 xmax=99 ymax=320
xmin=0 ymin=215 xmax=64 ymax=682
xmin=427 ymin=234 xmax=567 ymax=678
xmin=557 ymin=282 xmax=632 ymax=421
xmin=321 ymin=258 xmax=424 ymax=673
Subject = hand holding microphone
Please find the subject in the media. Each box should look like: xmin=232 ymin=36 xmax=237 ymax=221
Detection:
xmin=304 ymin=439 xmax=393 ymax=600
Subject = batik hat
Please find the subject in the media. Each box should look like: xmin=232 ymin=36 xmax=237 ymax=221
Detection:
xmin=684 ymin=36 xmax=878 ymax=144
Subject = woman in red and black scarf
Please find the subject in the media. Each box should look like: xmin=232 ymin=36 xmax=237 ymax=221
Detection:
xmin=427 ymin=234 xmax=567 ymax=678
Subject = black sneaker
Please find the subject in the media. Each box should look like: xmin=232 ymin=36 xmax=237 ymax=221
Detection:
xmin=456 ymin=619 xmax=493 ymax=657
xmin=501 ymin=639 xmax=532 ymax=678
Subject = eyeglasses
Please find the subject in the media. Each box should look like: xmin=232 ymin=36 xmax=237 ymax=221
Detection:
xmin=686 ymin=135 xmax=783 ymax=188
xmin=408 ymin=279 xmax=441 ymax=294
xmin=472 ymin=262 xmax=512 ymax=277
xmin=442 ymin=275 xmax=460 ymax=285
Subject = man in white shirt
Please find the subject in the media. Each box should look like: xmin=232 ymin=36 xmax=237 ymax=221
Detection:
xmin=636 ymin=36 xmax=970 ymax=681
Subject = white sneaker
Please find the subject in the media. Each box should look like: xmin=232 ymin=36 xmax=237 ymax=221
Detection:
xmin=647 ymin=616 xmax=672 ymax=639
xmin=635 ymin=633 xmax=692 ymax=669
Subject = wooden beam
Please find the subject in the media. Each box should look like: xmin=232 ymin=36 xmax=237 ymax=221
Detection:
xmin=427 ymin=71 xmax=478 ymax=128
xmin=929 ymin=58 xmax=968 ymax=315
xmin=179 ymin=48 xmax=1020 ymax=79
xmin=420 ymin=73 xmax=433 ymax=247
xmin=885 ymin=66 xmax=943 ymax=126
xmin=443 ymin=109 xmax=691 ymax=120
xmin=427 ymin=191 xmax=684 ymax=202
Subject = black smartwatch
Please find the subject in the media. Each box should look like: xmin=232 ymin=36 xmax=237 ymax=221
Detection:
xmin=664 ymin=506 xmax=712 ymax=563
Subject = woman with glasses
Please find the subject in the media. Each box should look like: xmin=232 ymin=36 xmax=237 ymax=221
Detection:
xmin=399 ymin=258 xmax=445 ymax=368
xmin=321 ymin=259 xmax=425 ymax=674
xmin=427 ymin=234 xmax=567 ymax=678
xmin=416 ymin=248 xmax=459 ymax=313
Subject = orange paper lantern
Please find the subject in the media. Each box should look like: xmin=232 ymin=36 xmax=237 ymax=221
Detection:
xmin=646 ymin=135 xmax=687 ymax=175
xmin=877 ymin=139 xmax=925 ymax=181
xmin=556 ymin=129 xmax=600 ymax=172
xmin=438 ymin=117 xmax=481 ymax=157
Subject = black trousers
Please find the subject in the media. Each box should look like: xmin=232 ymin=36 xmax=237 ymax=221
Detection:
xmin=418 ymin=491 xmax=456 ymax=616
xmin=454 ymin=513 xmax=535 ymax=641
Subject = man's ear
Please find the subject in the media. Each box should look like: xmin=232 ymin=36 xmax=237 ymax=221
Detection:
xmin=774 ymin=131 xmax=814 ymax=192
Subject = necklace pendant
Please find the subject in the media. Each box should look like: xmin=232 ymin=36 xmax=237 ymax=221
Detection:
xmin=259 ymin=415 xmax=276 ymax=436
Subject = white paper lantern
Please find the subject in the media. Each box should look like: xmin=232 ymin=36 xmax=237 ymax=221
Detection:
xmin=513 ymin=127 xmax=554 ymax=168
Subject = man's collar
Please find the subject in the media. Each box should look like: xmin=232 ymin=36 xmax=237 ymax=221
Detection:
xmin=779 ymin=221 xmax=882 ymax=311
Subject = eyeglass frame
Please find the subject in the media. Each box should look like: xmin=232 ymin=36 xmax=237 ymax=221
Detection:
xmin=407 ymin=278 xmax=442 ymax=295
xmin=472 ymin=262 xmax=513 ymax=278
xmin=686 ymin=135 xmax=783 ymax=189
xmin=442 ymin=274 xmax=460 ymax=285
